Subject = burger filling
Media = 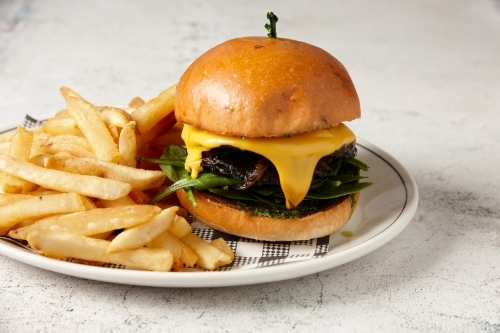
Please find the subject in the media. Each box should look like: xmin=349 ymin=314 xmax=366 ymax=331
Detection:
xmin=146 ymin=123 xmax=372 ymax=218
xmin=181 ymin=123 xmax=362 ymax=209
xmin=200 ymin=143 xmax=357 ymax=188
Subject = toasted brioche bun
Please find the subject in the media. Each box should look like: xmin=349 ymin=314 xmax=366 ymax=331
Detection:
xmin=175 ymin=37 xmax=360 ymax=138
xmin=177 ymin=190 xmax=359 ymax=241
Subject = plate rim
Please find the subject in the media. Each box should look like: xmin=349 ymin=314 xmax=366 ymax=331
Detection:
xmin=0 ymin=121 xmax=418 ymax=287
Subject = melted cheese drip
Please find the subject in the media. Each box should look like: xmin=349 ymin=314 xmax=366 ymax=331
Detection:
xmin=182 ymin=124 xmax=356 ymax=209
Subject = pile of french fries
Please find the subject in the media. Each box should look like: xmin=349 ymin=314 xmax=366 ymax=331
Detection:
xmin=0 ymin=85 xmax=234 ymax=271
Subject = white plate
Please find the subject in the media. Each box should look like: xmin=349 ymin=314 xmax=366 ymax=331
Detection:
xmin=0 ymin=125 xmax=418 ymax=287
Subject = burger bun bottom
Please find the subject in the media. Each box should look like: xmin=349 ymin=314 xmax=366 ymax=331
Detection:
xmin=176 ymin=189 xmax=360 ymax=241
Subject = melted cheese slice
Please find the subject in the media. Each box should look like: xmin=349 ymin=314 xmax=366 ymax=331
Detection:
xmin=182 ymin=124 xmax=356 ymax=209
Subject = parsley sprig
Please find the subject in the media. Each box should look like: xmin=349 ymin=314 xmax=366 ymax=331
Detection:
xmin=265 ymin=12 xmax=279 ymax=38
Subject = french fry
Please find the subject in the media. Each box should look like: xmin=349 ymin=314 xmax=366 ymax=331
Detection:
xmin=80 ymin=196 xmax=97 ymax=210
xmin=8 ymin=127 xmax=32 ymax=159
xmin=0 ymin=173 xmax=29 ymax=194
xmin=135 ymin=112 xmax=176 ymax=149
xmin=180 ymin=232 xmax=232 ymax=271
xmin=32 ymin=132 xmax=94 ymax=158
xmin=12 ymin=219 xmax=37 ymax=230
xmin=147 ymin=123 xmax=185 ymax=148
xmin=29 ymin=154 xmax=50 ymax=167
xmin=146 ymin=230 xmax=183 ymax=265
xmin=106 ymin=124 xmax=120 ymax=142
xmin=54 ymin=109 xmax=70 ymax=118
xmin=168 ymin=215 xmax=192 ymax=238
xmin=1 ymin=84 xmax=236 ymax=272
xmin=0 ymin=192 xmax=86 ymax=227
xmin=60 ymin=86 xmax=87 ymax=103
xmin=25 ymin=189 xmax=61 ymax=196
xmin=147 ymin=230 xmax=198 ymax=267
xmin=177 ymin=241 xmax=199 ymax=268
xmin=98 ymin=195 xmax=136 ymax=208
xmin=42 ymin=117 xmax=84 ymax=136
xmin=0 ymin=225 xmax=11 ymax=236
xmin=0 ymin=141 xmax=10 ymax=154
xmin=0 ymin=127 xmax=35 ymax=193
xmin=90 ymin=231 xmax=113 ymax=240
xmin=67 ymin=97 xmax=121 ymax=163
xmin=43 ymin=155 xmax=165 ymax=191
xmin=0 ymin=192 xmax=64 ymax=206
xmin=97 ymin=106 xmax=133 ymax=128
xmin=0 ymin=193 xmax=35 ymax=205
xmin=131 ymin=84 xmax=176 ymax=134
xmin=118 ymin=121 xmax=137 ymax=167
xmin=210 ymin=238 xmax=235 ymax=262
xmin=0 ymin=154 xmax=132 ymax=200
xmin=128 ymin=190 xmax=150 ymax=204
xmin=9 ymin=205 xmax=162 ymax=240
xmin=0 ymin=129 xmax=16 ymax=143
xmin=27 ymin=231 xmax=174 ymax=272
xmin=26 ymin=186 xmax=62 ymax=195
xmin=152 ymin=202 xmax=187 ymax=218
xmin=128 ymin=96 xmax=145 ymax=108
xmin=107 ymin=206 xmax=178 ymax=253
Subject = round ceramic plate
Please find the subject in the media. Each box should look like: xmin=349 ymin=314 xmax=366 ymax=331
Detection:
xmin=0 ymin=127 xmax=418 ymax=287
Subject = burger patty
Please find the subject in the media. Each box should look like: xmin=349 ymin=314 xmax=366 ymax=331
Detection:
xmin=201 ymin=143 xmax=357 ymax=189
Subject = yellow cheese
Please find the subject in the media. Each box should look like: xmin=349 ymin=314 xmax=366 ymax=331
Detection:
xmin=181 ymin=124 xmax=356 ymax=209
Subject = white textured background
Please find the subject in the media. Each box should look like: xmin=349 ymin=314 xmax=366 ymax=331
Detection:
xmin=1 ymin=0 xmax=499 ymax=332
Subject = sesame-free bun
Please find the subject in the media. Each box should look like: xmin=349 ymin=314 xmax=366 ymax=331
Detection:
xmin=175 ymin=37 xmax=360 ymax=138
xmin=177 ymin=189 xmax=359 ymax=241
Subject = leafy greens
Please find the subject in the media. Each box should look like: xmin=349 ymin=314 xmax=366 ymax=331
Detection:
xmin=142 ymin=145 xmax=372 ymax=218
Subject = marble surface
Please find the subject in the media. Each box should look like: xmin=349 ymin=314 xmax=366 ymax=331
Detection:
xmin=1 ymin=0 xmax=499 ymax=332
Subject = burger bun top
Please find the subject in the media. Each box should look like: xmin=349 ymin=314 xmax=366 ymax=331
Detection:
xmin=175 ymin=37 xmax=360 ymax=138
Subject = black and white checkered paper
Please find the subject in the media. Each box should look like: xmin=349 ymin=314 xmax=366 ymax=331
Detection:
xmin=0 ymin=116 xmax=331 ymax=272
xmin=189 ymin=216 xmax=330 ymax=271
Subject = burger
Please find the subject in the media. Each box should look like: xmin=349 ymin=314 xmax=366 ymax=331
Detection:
xmin=153 ymin=36 xmax=372 ymax=241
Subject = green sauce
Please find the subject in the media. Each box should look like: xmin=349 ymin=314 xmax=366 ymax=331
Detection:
xmin=341 ymin=231 xmax=353 ymax=238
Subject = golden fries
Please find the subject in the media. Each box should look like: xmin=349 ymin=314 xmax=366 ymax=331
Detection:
xmin=32 ymin=132 xmax=94 ymax=158
xmin=0 ymin=127 xmax=35 ymax=193
xmin=9 ymin=205 xmax=162 ymax=240
xmin=0 ymin=193 xmax=86 ymax=227
xmin=210 ymin=238 xmax=235 ymax=262
xmin=43 ymin=155 xmax=165 ymax=191
xmin=98 ymin=196 xmax=136 ymax=208
xmin=0 ymin=154 xmax=132 ymax=200
xmin=118 ymin=121 xmax=137 ymax=167
xmin=43 ymin=117 xmax=84 ymax=136
xmin=27 ymin=231 xmax=174 ymax=272
xmin=0 ymin=142 xmax=10 ymax=154
xmin=135 ymin=112 xmax=176 ymax=149
xmin=97 ymin=107 xmax=133 ymax=128
xmin=168 ymin=215 xmax=192 ymax=238
xmin=146 ymin=230 xmax=184 ymax=266
xmin=147 ymin=122 xmax=185 ymax=148
xmin=179 ymin=233 xmax=233 ymax=271
xmin=60 ymin=86 xmax=87 ymax=103
xmin=107 ymin=206 xmax=177 ymax=253
xmin=128 ymin=96 xmax=145 ymax=108
xmin=67 ymin=97 xmax=121 ymax=163
xmin=0 ymin=84 xmax=235 ymax=272
xmin=0 ymin=130 xmax=16 ymax=143
xmin=131 ymin=84 xmax=176 ymax=135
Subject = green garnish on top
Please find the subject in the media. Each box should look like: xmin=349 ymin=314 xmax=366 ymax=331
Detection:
xmin=265 ymin=12 xmax=279 ymax=38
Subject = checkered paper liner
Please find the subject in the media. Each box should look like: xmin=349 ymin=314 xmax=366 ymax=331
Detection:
xmin=186 ymin=216 xmax=330 ymax=271
xmin=0 ymin=115 xmax=331 ymax=272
